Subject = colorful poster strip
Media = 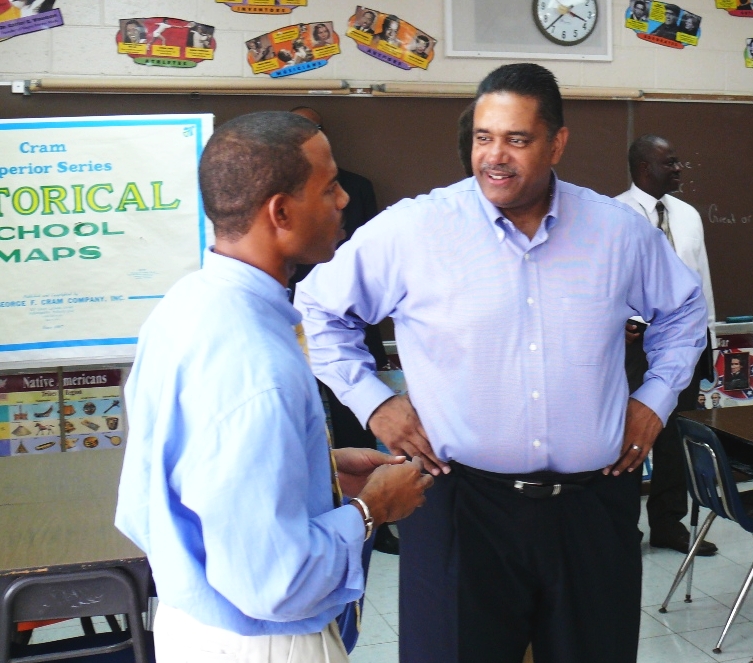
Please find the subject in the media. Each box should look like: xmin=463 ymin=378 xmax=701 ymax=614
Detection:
xmin=746 ymin=38 xmax=753 ymax=66
xmin=246 ymin=22 xmax=340 ymax=77
xmin=117 ymin=17 xmax=216 ymax=68
xmin=625 ymin=1 xmax=701 ymax=48
xmin=346 ymin=7 xmax=436 ymax=70
xmin=716 ymin=0 xmax=753 ymax=18
xmin=0 ymin=1 xmax=62 ymax=42
xmin=216 ymin=0 xmax=306 ymax=15
xmin=0 ymin=114 xmax=212 ymax=367
xmin=0 ymin=369 xmax=124 ymax=457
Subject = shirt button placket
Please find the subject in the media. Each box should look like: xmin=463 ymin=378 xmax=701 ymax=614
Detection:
xmin=523 ymin=251 xmax=546 ymax=458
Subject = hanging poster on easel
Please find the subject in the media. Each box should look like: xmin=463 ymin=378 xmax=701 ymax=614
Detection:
xmin=0 ymin=114 xmax=213 ymax=369
xmin=716 ymin=0 xmax=753 ymax=18
xmin=0 ymin=0 xmax=63 ymax=42
xmin=346 ymin=6 xmax=437 ymax=70
xmin=116 ymin=17 xmax=216 ymax=68
xmin=217 ymin=0 xmax=306 ymax=15
xmin=246 ymin=22 xmax=340 ymax=77
xmin=625 ymin=1 xmax=701 ymax=48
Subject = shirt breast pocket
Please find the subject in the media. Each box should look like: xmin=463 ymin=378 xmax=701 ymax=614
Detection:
xmin=557 ymin=296 xmax=615 ymax=366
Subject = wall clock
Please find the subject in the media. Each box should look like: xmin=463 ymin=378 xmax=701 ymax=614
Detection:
xmin=533 ymin=0 xmax=598 ymax=46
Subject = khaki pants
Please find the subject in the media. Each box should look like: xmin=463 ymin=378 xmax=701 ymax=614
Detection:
xmin=154 ymin=604 xmax=349 ymax=663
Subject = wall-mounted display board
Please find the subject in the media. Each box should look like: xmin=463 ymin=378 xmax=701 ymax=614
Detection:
xmin=0 ymin=92 xmax=751 ymax=326
xmin=445 ymin=0 xmax=612 ymax=60
xmin=0 ymin=113 xmax=213 ymax=369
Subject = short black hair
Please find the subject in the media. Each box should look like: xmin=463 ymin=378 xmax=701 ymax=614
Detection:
xmin=457 ymin=101 xmax=475 ymax=177
xmin=627 ymin=134 xmax=666 ymax=179
xmin=199 ymin=112 xmax=318 ymax=241
xmin=416 ymin=35 xmax=430 ymax=45
xmin=476 ymin=63 xmax=564 ymax=140
xmin=664 ymin=4 xmax=680 ymax=15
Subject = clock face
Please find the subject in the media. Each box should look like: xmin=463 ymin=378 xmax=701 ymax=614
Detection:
xmin=533 ymin=0 xmax=598 ymax=46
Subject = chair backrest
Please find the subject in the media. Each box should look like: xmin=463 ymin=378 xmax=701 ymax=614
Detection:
xmin=0 ymin=569 xmax=149 ymax=663
xmin=677 ymin=417 xmax=753 ymax=534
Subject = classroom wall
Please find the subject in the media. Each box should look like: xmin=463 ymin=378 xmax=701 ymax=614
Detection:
xmin=1 ymin=0 xmax=752 ymax=94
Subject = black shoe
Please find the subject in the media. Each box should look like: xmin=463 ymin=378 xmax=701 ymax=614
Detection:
xmin=373 ymin=524 xmax=399 ymax=555
xmin=650 ymin=530 xmax=718 ymax=556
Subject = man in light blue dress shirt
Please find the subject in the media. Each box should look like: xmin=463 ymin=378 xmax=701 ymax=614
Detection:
xmin=295 ymin=65 xmax=707 ymax=663
xmin=115 ymin=112 xmax=433 ymax=663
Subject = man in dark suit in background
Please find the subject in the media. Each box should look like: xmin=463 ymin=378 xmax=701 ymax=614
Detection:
xmin=290 ymin=106 xmax=398 ymax=555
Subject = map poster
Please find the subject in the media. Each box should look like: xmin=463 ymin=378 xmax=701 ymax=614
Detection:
xmin=246 ymin=22 xmax=340 ymax=77
xmin=625 ymin=1 xmax=701 ymax=48
xmin=0 ymin=114 xmax=213 ymax=368
xmin=117 ymin=17 xmax=216 ymax=68
xmin=0 ymin=368 xmax=124 ymax=457
xmin=0 ymin=0 xmax=62 ymax=42
xmin=346 ymin=7 xmax=437 ymax=70
xmin=716 ymin=0 xmax=753 ymax=17
xmin=217 ymin=0 xmax=306 ymax=15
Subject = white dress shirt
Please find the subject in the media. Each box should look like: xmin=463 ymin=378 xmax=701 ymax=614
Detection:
xmin=615 ymin=183 xmax=716 ymax=348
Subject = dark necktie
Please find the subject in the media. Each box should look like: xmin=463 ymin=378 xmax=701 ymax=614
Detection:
xmin=656 ymin=201 xmax=675 ymax=250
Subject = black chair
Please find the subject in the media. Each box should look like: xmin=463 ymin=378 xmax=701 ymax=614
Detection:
xmin=659 ymin=417 xmax=753 ymax=654
xmin=0 ymin=569 xmax=151 ymax=663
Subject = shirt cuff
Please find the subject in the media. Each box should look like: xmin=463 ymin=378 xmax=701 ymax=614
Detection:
xmin=343 ymin=374 xmax=398 ymax=429
xmin=317 ymin=504 xmax=366 ymax=592
xmin=630 ymin=377 xmax=676 ymax=426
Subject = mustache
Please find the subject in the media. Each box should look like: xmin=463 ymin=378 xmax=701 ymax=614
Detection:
xmin=480 ymin=164 xmax=517 ymax=177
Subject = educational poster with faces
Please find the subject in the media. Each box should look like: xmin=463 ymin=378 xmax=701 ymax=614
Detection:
xmin=745 ymin=37 xmax=753 ymax=66
xmin=116 ymin=17 xmax=216 ymax=68
xmin=698 ymin=348 xmax=753 ymax=409
xmin=346 ymin=7 xmax=437 ymax=70
xmin=216 ymin=0 xmax=306 ymax=15
xmin=716 ymin=0 xmax=753 ymax=17
xmin=0 ymin=0 xmax=62 ymax=42
xmin=246 ymin=22 xmax=340 ymax=77
xmin=0 ymin=114 xmax=212 ymax=368
xmin=0 ymin=369 xmax=124 ymax=457
xmin=625 ymin=1 xmax=702 ymax=48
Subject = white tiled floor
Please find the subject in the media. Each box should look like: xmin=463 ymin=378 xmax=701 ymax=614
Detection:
xmin=27 ymin=495 xmax=753 ymax=663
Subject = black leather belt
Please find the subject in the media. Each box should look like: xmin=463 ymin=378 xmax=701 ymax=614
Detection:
xmin=456 ymin=464 xmax=600 ymax=499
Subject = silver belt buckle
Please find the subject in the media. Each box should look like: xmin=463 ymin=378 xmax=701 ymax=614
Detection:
xmin=513 ymin=480 xmax=540 ymax=492
xmin=513 ymin=480 xmax=563 ymax=496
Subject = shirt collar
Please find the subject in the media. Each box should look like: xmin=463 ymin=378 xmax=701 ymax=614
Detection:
xmin=629 ymin=182 xmax=667 ymax=214
xmin=203 ymin=247 xmax=301 ymax=326
xmin=473 ymin=171 xmax=561 ymax=241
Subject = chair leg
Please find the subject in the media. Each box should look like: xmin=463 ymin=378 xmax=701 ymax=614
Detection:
xmin=105 ymin=615 xmax=122 ymax=633
xmin=659 ymin=511 xmax=717 ymax=613
xmin=713 ymin=559 xmax=753 ymax=654
xmin=685 ymin=501 xmax=701 ymax=602
xmin=80 ymin=616 xmax=96 ymax=636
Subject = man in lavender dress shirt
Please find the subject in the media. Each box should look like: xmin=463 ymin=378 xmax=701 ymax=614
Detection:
xmin=295 ymin=64 xmax=706 ymax=663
